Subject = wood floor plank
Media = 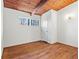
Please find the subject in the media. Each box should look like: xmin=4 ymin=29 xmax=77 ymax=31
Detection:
xmin=2 ymin=41 xmax=78 ymax=59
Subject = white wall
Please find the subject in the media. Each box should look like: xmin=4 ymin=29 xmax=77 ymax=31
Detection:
xmin=57 ymin=2 xmax=78 ymax=47
xmin=1 ymin=0 xmax=4 ymax=56
xmin=3 ymin=7 xmax=41 ymax=47
xmin=41 ymin=10 xmax=57 ymax=44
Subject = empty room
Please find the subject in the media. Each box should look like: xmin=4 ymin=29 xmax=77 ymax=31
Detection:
xmin=2 ymin=0 xmax=78 ymax=59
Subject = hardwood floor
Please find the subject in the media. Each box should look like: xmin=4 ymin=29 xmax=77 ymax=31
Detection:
xmin=2 ymin=41 xmax=78 ymax=59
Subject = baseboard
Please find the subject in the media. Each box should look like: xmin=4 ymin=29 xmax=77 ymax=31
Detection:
xmin=58 ymin=41 xmax=78 ymax=48
xmin=3 ymin=39 xmax=41 ymax=48
xmin=41 ymin=39 xmax=57 ymax=44
xmin=3 ymin=39 xmax=78 ymax=48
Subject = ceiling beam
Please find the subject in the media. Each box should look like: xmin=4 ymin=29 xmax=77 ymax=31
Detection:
xmin=35 ymin=0 xmax=48 ymax=9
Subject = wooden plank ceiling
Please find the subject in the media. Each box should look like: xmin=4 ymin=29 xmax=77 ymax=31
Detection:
xmin=4 ymin=0 xmax=77 ymax=15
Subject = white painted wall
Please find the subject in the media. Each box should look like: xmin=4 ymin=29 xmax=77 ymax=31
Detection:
xmin=1 ymin=0 xmax=4 ymax=56
xmin=41 ymin=1 xmax=78 ymax=47
xmin=3 ymin=7 xmax=41 ymax=47
xmin=57 ymin=2 xmax=78 ymax=47
xmin=41 ymin=10 xmax=57 ymax=44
